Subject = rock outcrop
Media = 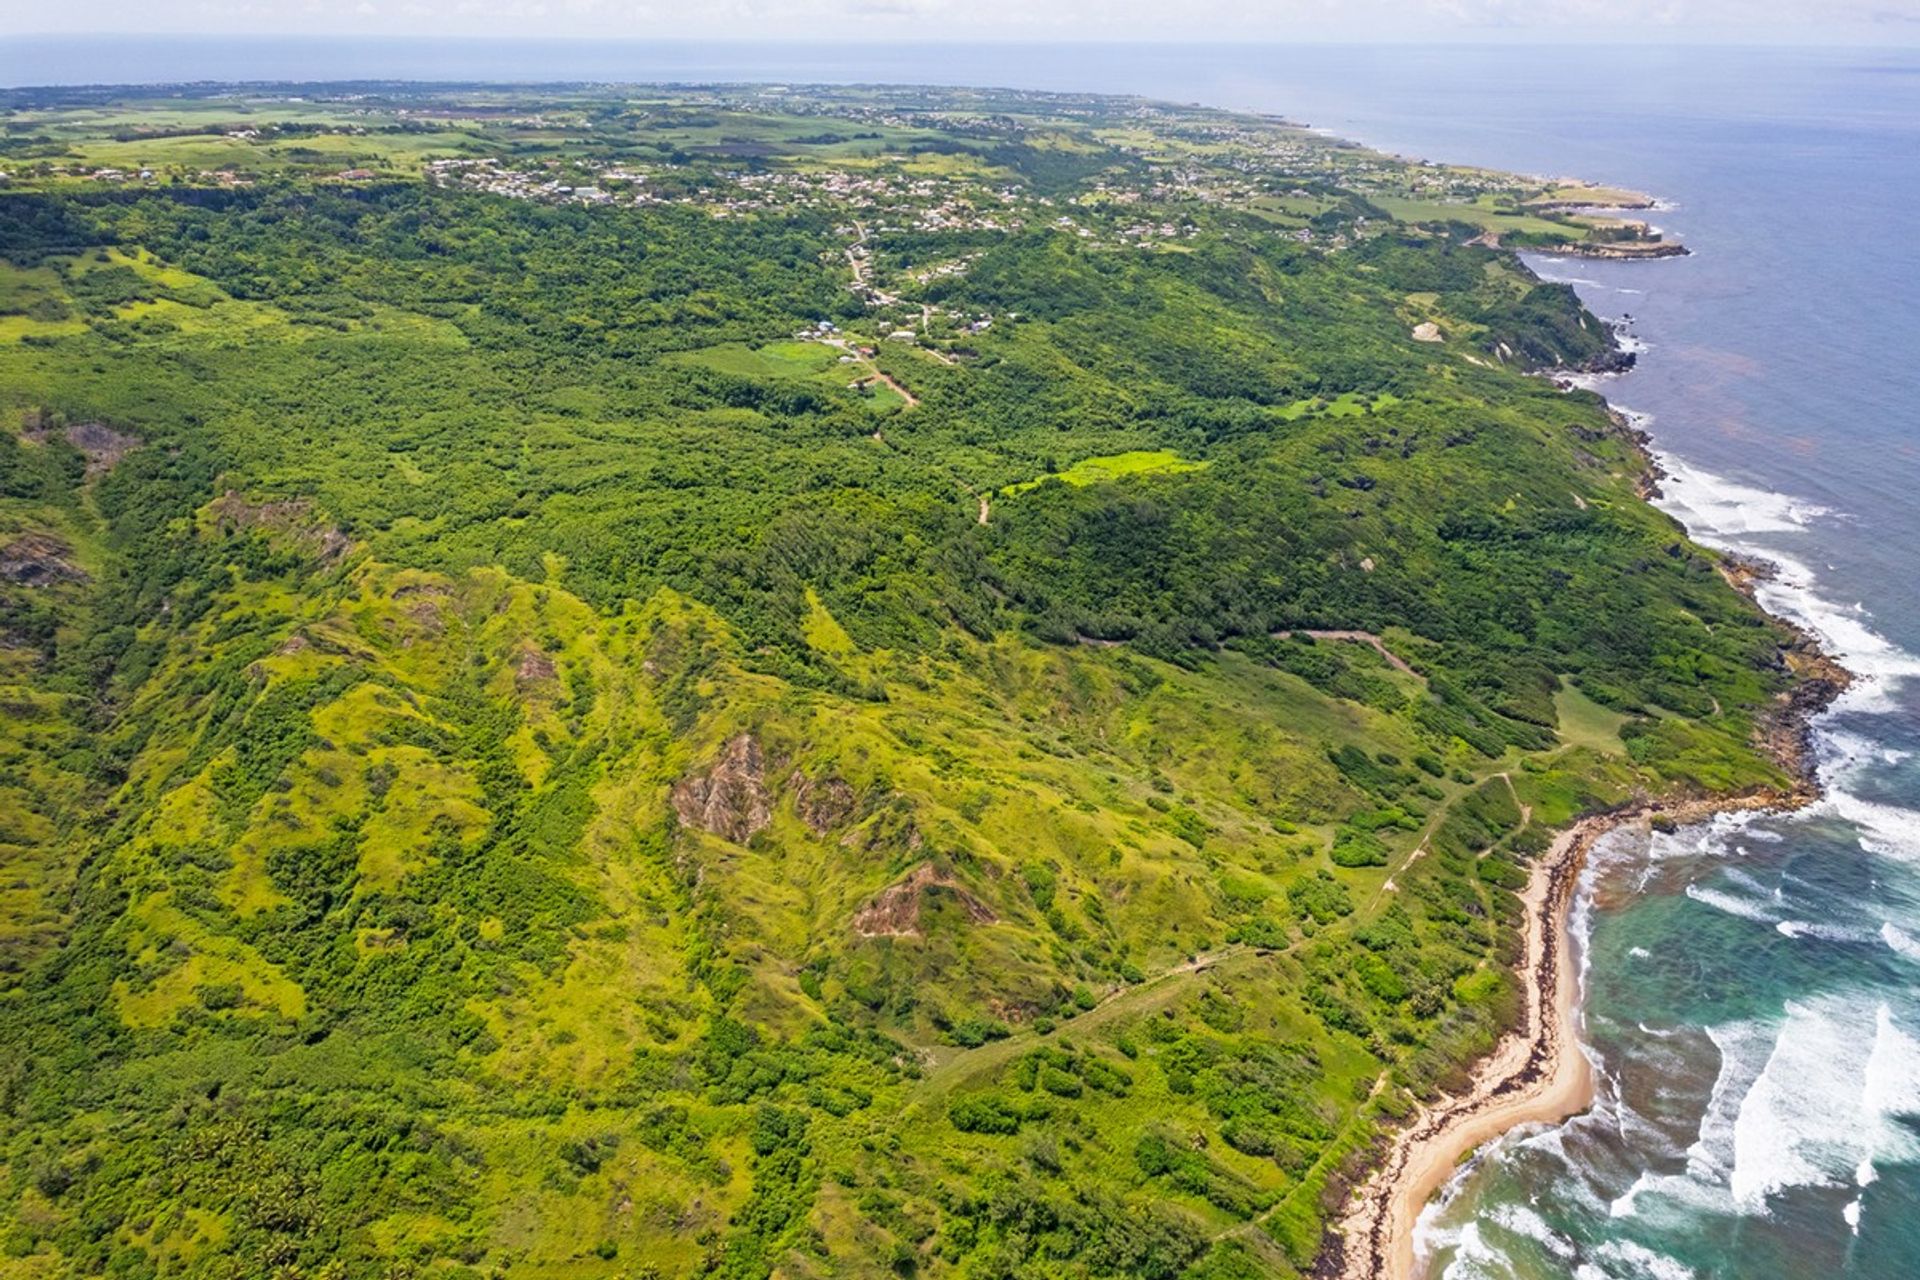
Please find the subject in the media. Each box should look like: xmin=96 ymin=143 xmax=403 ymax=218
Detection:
xmin=671 ymin=733 xmax=772 ymax=844
xmin=63 ymin=422 xmax=142 ymax=477
xmin=792 ymin=771 xmax=856 ymax=834
xmin=206 ymin=491 xmax=350 ymax=562
xmin=0 ymin=533 xmax=87 ymax=587
xmin=852 ymin=863 xmax=996 ymax=938
xmin=513 ymin=643 xmax=558 ymax=689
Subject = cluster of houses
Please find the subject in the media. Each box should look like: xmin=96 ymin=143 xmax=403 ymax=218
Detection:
xmin=424 ymin=157 xmax=628 ymax=205
xmin=24 ymin=164 xmax=158 ymax=184
xmin=720 ymin=169 xmax=1028 ymax=234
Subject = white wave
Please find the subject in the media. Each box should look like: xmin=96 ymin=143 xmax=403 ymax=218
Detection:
xmin=1775 ymin=919 xmax=1877 ymax=943
xmin=1635 ymin=450 xmax=1920 ymax=716
xmin=1743 ymin=553 xmax=1920 ymax=717
xmin=1641 ymin=809 xmax=1764 ymax=863
xmin=1487 ymin=1202 xmax=1576 ymax=1259
xmin=1860 ymin=1003 xmax=1920 ymax=1179
xmin=1610 ymin=1170 xmax=1655 ymax=1218
xmin=1826 ymin=735 xmax=1915 ymax=767
xmin=1807 ymin=731 xmax=1920 ymax=858
xmin=1630 ymin=946 xmax=1653 ymax=959
xmin=1432 ymin=1220 xmax=1520 ymax=1280
xmin=1601 ymin=1000 xmax=1920 ymax=1230
xmin=1727 ymin=998 xmax=1920 ymax=1212
xmin=1651 ymin=451 xmax=1828 ymax=539
xmin=1593 ymin=1238 xmax=1696 ymax=1280
xmin=1844 ymin=1195 xmax=1862 ymax=1233
xmin=1687 ymin=1020 xmax=1773 ymax=1190
xmin=1684 ymin=883 xmax=1776 ymax=924
xmin=1824 ymin=787 xmax=1920 ymax=862
xmin=1882 ymin=921 xmax=1920 ymax=960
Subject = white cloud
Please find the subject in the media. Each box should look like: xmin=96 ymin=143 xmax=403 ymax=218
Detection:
xmin=5 ymin=0 xmax=1918 ymax=40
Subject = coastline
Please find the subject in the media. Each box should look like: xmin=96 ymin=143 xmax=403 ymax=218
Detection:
xmin=1331 ymin=266 xmax=1852 ymax=1279
xmin=1330 ymin=786 xmax=1821 ymax=1280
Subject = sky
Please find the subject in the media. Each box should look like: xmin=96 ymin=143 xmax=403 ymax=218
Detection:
xmin=6 ymin=0 xmax=1920 ymax=44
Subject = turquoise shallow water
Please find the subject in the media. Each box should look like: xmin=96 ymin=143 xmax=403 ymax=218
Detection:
xmin=14 ymin=37 xmax=1920 ymax=1279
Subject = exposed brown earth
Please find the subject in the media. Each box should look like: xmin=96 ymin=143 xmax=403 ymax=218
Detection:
xmin=206 ymin=491 xmax=351 ymax=562
xmin=513 ymin=643 xmax=558 ymax=688
xmin=670 ymin=733 xmax=773 ymax=844
xmin=851 ymin=863 xmax=996 ymax=938
xmin=1275 ymin=628 xmax=1420 ymax=676
xmin=792 ymin=771 xmax=857 ymax=835
xmin=0 ymin=533 xmax=87 ymax=588
xmin=63 ymin=422 xmax=142 ymax=477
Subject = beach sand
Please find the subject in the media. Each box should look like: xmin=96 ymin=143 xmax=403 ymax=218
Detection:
xmin=1335 ymin=788 xmax=1813 ymax=1280
xmin=1335 ymin=812 xmax=1606 ymax=1280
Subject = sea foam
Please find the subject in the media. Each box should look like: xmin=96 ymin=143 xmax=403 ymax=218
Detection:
xmin=1592 ymin=1238 xmax=1696 ymax=1280
xmin=1882 ymin=921 xmax=1920 ymax=961
xmin=1719 ymin=998 xmax=1920 ymax=1213
xmin=1774 ymin=919 xmax=1876 ymax=944
xmin=1640 ymin=448 xmax=1920 ymax=717
xmin=1682 ymin=883 xmax=1775 ymax=925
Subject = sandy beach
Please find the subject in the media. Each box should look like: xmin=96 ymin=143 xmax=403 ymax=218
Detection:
xmin=1334 ymin=810 xmax=1606 ymax=1280
xmin=1334 ymin=788 xmax=1816 ymax=1280
xmin=1325 ymin=251 xmax=1859 ymax=1280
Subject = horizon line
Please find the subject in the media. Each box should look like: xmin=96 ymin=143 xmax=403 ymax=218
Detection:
xmin=8 ymin=31 xmax=1920 ymax=49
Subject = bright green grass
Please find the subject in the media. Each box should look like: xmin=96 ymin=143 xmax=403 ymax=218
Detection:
xmin=1553 ymin=679 xmax=1630 ymax=755
xmin=0 ymin=83 xmax=1798 ymax=1280
xmin=1003 ymin=448 xmax=1209 ymax=494
xmin=1277 ymin=390 xmax=1403 ymax=421
xmin=1369 ymin=195 xmax=1584 ymax=241
xmin=669 ymin=340 xmax=839 ymax=379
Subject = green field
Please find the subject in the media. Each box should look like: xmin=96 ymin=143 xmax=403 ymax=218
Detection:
xmin=0 ymin=81 xmax=1795 ymax=1280
xmin=1003 ymin=448 xmax=1210 ymax=494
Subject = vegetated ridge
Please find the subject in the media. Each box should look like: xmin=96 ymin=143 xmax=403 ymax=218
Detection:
xmin=0 ymin=81 xmax=1821 ymax=1280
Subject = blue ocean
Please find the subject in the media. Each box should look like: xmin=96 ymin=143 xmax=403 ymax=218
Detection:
xmin=10 ymin=36 xmax=1920 ymax=1280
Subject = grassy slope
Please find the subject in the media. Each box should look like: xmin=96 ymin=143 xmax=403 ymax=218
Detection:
xmin=0 ymin=89 xmax=1800 ymax=1280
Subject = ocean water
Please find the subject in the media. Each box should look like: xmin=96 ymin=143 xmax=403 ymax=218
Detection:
xmin=10 ymin=36 xmax=1920 ymax=1279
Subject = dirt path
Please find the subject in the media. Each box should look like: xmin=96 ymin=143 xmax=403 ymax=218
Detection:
xmin=910 ymin=946 xmax=1262 ymax=1103
xmin=822 ymin=335 xmax=921 ymax=408
xmin=1274 ymin=629 xmax=1420 ymax=677
xmin=1374 ymin=769 xmax=1535 ymax=910
xmin=958 ymin=481 xmax=988 ymax=525
xmin=845 ymin=221 xmax=901 ymax=305
xmin=1500 ymin=770 xmax=1533 ymax=827
xmin=871 ymin=369 xmax=920 ymax=407
xmin=1336 ymin=814 xmax=1605 ymax=1280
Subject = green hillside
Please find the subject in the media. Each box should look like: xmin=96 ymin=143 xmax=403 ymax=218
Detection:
xmin=0 ymin=83 xmax=1802 ymax=1279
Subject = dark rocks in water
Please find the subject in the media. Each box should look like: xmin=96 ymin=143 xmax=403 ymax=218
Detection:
xmin=671 ymin=733 xmax=772 ymax=844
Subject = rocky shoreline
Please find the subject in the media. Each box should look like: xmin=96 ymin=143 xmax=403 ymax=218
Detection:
xmin=1319 ymin=276 xmax=1852 ymax=1279
xmin=1550 ymin=239 xmax=1689 ymax=261
xmin=1325 ymin=769 xmax=1836 ymax=1280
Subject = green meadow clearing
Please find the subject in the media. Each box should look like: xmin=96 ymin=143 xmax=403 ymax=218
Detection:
xmin=0 ymin=81 xmax=1803 ymax=1280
